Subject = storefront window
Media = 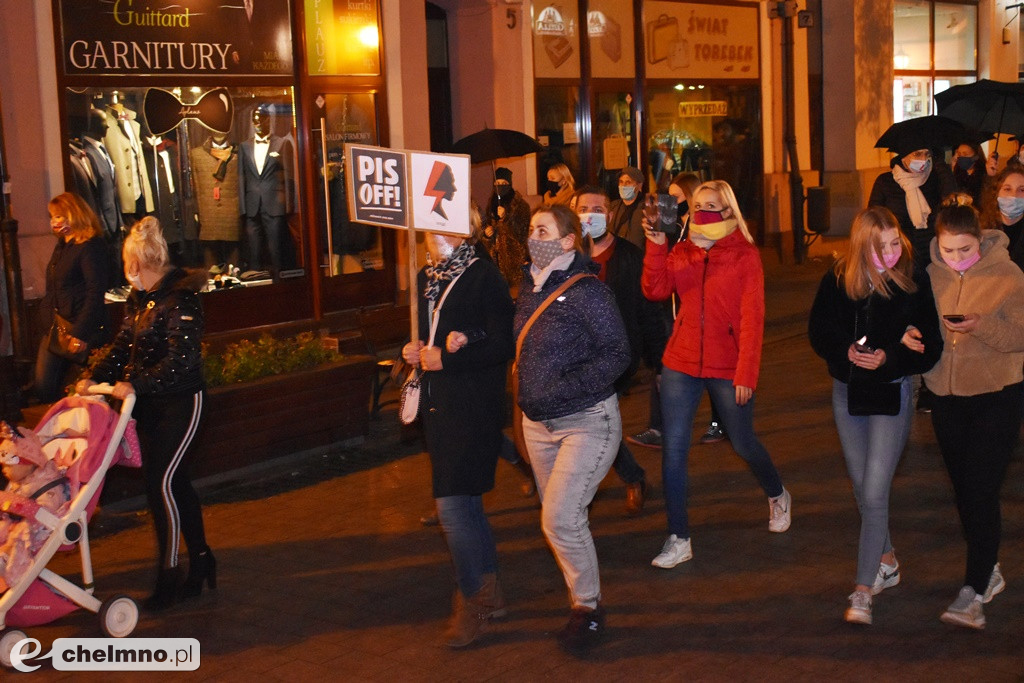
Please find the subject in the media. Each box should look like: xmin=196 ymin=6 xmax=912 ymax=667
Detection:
xmin=593 ymin=90 xmax=636 ymax=193
xmin=893 ymin=0 xmax=976 ymax=121
xmin=304 ymin=0 xmax=381 ymax=76
xmin=64 ymin=86 xmax=303 ymax=291
xmin=535 ymin=86 xmax=581 ymax=182
xmin=646 ymin=84 xmax=762 ymax=231
xmin=311 ymin=93 xmax=384 ymax=276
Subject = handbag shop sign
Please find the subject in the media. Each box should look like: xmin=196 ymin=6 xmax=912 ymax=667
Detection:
xmin=344 ymin=144 xmax=472 ymax=237
xmin=644 ymin=2 xmax=759 ymax=80
xmin=57 ymin=0 xmax=294 ymax=77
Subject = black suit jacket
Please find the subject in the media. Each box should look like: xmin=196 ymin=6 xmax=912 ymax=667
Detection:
xmin=82 ymin=137 xmax=122 ymax=238
xmin=238 ymin=135 xmax=289 ymax=217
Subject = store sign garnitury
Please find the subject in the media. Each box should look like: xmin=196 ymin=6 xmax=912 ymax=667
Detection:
xmin=58 ymin=0 xmax=294 ymax=77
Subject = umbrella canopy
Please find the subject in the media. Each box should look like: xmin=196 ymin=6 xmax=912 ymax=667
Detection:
xmin=935 ymin=79 xmax=1024 ymax=137
xmin=450 ymin=128 xmax=544 ymax=164
xmin=874 ymin=115 xmax=989 ymax=156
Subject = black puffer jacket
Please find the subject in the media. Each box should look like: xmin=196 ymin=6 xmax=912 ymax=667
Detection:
xmin=89 ymin=268 xmax=206 ymax=397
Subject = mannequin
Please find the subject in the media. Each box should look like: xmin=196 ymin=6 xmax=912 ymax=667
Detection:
xmin=237 ymin=107 xmax=294 ymax=272
xmin=144 ymin=132 xmax=185 ymax=264
xmin=80 ymin=110 xmax=122 ymax=240
xmin=190 ymin=131 xmax=241 ymax=266
xmin=101 ymin=92 xmax=155 ymax=224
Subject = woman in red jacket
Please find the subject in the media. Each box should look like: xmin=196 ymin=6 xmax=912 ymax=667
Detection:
xmin=642 ymin=180 xmax=791 ymax=569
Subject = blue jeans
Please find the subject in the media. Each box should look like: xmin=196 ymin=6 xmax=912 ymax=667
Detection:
xmin=832 ymin=378 xmax=912 ymax=587
xmin=522 ymin=393 xmax=620 ymax=609
xmin=435 ymin=495 xmax=498 ymax=598
xmin=33 ymin=337 xmax=76 ymax=403
xmin=660 ymin=369 xmax=784 ymax=538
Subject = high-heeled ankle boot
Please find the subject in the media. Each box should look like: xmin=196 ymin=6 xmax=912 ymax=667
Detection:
xmin=144 ymin=566 xmax=181 ymax=611
xmin=181 ymin=549 xmax=217 ymax=599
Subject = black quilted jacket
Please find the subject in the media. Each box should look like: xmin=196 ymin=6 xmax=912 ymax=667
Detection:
xmin=89 ymin=268 xmax=206 ymax=397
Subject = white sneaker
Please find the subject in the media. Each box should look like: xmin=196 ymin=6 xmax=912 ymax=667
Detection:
xmin=983 ymin=563 xmax=1005 ymax=604
xmin=768 ymin=489 xmax=792 ymax=533
xmin=845 ymin=590 xmax=872 ymax=625
xmin=940 ymin=586 xmax=985 ymax=629
xmin=871 ymin=560 xmax=901 ymax=595
xmin=651 ymin=534 xmax=692 ymax=568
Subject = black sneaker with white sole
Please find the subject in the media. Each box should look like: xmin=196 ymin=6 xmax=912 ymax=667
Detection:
xmin=557 ymin=606 xmax=605 ymax=653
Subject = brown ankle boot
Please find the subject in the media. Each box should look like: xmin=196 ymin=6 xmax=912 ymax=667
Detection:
xmin=480 ymin=573 xmax=507 ymax=618
xmin=444 ymin=590 xmax=490 ymax=648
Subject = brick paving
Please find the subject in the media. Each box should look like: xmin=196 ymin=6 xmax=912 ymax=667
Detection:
xmin=7 ymin=248 xmax=1024 ymax=681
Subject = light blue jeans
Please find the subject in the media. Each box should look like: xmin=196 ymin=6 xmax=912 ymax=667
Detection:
xmin=435 ymin=495 xmax=498 ymax=598
xmin=522 ymin=393 xmax=620 ymax=610
xmin=832 ymin=377 xmax=913 ymax=587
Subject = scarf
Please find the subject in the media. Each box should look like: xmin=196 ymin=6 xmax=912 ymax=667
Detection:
xmin=424 ymin=241 xmax=475 ymax=302
xmin=891 ymin=162 xmax=932 ymax=230
xmin=530 ymin=250 xmax=576 ymax=292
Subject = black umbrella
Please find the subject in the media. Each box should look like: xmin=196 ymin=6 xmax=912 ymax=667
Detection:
xmin=935 ymin=79 xmax=1024 ymax=137
xmin=874 ymin=115 xmax=989 ymax=156
xmin=450 ymin=128 xmax=544 ymax=164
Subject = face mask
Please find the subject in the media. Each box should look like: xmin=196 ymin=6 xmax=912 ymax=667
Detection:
xmin=618 ymin=185 xmax=637 ymax=202
xmin=546 ymin=180 xmax=561 ymax=195
xmin=127 ymin=272 xmax=145 ymax=291
xmin=689 ymin=209 xmax=738 ymax=241
xmin=677 ymin=200 xmax=689 ymax=219
xmin=907 ymin=159 xmax=930 ymax=173
xmin=578 ymin=212 xmax=607 ymax=239
xmin=943 ymin=251 xmax=981 ymax=273
xmin=871 ymin=246 xmax=902 ymax=270
xmin=427 ymin=234 xmax=455 ymax=262
xmin=528 ymin=237 xmax=567 ymax=271
xmin=495 ymin=185 xmax=512 ymax=202
xmin=997 ymin=195 xmax=1024 ymax=221
xmin=955 ymin=156 xmax=976 ymax=171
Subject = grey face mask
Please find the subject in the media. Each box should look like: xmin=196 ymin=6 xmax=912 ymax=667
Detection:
xmin=528 ymin=237 xmax=567 ymax=271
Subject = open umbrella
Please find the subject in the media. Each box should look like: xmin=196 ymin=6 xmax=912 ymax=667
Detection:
xmin=935 ymin=79 xmax=1024 ymax=136
xmin=874 ymin=115 xmax=989 ymax=156
xmin=450 ymin=128 xmax=544 ymax=164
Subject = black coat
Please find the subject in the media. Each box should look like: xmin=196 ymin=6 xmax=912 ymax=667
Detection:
xmin=808 ymin=268 xmax=943 ymax=388
xmin=89 ymin=268 xmax=205 ymax=397
xmin=868 ymin=162 xmax=957 ymax=239
xmin=43 ymin=236 xmax=109 ymax=346
xmin=602 ymin=235 xmax=668 ymax=389
xmin=416 ymin=256 xmax=514 ymax=498
xmin=238 ymin=135 xmax=291 ymax=217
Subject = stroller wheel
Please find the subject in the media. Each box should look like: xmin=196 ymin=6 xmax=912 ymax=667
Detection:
xmin=99 ymin=595 xmax=139 ymax=638
xmin=0 ymin=630 xmax=28 ymax=669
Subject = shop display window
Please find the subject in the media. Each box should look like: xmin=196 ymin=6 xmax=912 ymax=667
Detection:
xmin=535 ymin=85 xmax=581 ymax=183
xmin=64 ymin=85 xmax=305 ymax=295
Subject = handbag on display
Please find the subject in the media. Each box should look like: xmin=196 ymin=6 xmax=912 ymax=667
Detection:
xmin=511 ymin=273 xmax=596 ymax=462
xmin=397 ymin=261 xmax=476 ymax=426
xmin=48 ymin=312 xmax=90 ymax=364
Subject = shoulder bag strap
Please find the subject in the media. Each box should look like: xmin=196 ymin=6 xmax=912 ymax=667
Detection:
xmin=426 ymin=258 xmax=477 ymax=347
xmin=515 ymin=273 xmax=595 ymax=366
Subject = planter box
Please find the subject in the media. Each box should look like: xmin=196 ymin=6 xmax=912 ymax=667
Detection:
xmin=100 ymin=355 xmax=377 ymax=503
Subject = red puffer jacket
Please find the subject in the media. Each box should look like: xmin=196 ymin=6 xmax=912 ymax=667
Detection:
xmin=642 ymin=230 xmax=765 ymax=389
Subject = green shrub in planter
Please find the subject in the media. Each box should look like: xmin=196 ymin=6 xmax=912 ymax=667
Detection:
xmin=202 ymin=332 xmax=340 ymax=388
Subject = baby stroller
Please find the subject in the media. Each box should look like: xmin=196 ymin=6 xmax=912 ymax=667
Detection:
xmin=0 ymin=385 xmax=141 ymax=667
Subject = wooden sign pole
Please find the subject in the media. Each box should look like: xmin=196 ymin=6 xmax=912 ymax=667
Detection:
xmin=407 ymin=225 xmax=419 ymax=345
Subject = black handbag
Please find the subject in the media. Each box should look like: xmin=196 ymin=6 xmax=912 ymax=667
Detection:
xmin=48 ymin=312 xmax=90 ymax=364
xmin=847 ymin=380 xmax=901 ymax=416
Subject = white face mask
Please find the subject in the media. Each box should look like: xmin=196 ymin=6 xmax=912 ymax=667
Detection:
xmin=578 ymin=212 xmax=608 ymax=239
xmin=127 ymin=273 xmax=144 ymax=291
xmin=907 ymin=159 xmax=930 ymax=173
xmin=426 ymin=234 xmax=455 ymax=262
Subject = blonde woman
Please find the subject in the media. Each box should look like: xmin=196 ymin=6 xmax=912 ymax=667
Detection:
xmin=542 ymin=163 xmax=575 ymax=207
xmin=34 ymin=193 xmax=110 ymax=402
xmin=642 ymin=180 xmax=791 ymax=570
xmin=78 ymin=217 xmax=212 ymax=611
xmin=808 ymin=207 xmax=942 ymax=624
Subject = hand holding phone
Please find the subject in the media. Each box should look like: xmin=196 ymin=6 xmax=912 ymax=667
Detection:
xmin=853 ymin=335 xmax=873 ymax=353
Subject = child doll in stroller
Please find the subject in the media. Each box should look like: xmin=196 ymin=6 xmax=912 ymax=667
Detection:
xmin=0 ymin=424 xmax=71 ymax=593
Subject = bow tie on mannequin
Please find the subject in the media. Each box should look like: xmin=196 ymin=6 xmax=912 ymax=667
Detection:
xmin=143 ymin=87 xmax=234 ymax=137
xmin=255 ymin=134 xmax=271 ymax=144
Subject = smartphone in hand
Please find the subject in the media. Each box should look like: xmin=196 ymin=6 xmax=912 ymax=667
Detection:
xmin=853 ymin=335 xmax=873 ymax=353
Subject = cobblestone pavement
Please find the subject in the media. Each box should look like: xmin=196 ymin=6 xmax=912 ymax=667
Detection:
xmin=6 ymin=250 xmax=1024 ymax=681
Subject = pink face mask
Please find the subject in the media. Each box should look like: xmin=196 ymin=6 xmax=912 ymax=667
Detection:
xmin=943 ymin=251 xmax=981 ymax=272
xmin=871 ymin=246 xmax=902 ymax=270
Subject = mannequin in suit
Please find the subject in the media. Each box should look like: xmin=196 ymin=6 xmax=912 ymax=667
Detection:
xmin=237 ymin=107 xmax=294 ymax=272
xmin=190 ymin=132 xmax=241 ymax=266
xmin=101 ymin=94 xmax=155 ymax=224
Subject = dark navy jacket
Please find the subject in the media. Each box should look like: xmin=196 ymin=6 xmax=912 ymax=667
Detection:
xmin=514 ymin=253 xmax=630 ymax=422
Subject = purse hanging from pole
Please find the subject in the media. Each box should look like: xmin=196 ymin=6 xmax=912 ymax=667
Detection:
xmin=511 ymin=273 xmax=595 ymax=462
xmin=399 ymin=261 xmax=476 ymax=425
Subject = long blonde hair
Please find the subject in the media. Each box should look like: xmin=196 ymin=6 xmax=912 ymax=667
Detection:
xmin=836 ymin=207 xmax=916 ymax=300
xmin=694 ymin=180 xmax=754 ymax=244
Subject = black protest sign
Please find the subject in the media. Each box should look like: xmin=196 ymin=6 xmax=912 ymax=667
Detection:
xmin=345 ymin=144 xmax=409 ymax=229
